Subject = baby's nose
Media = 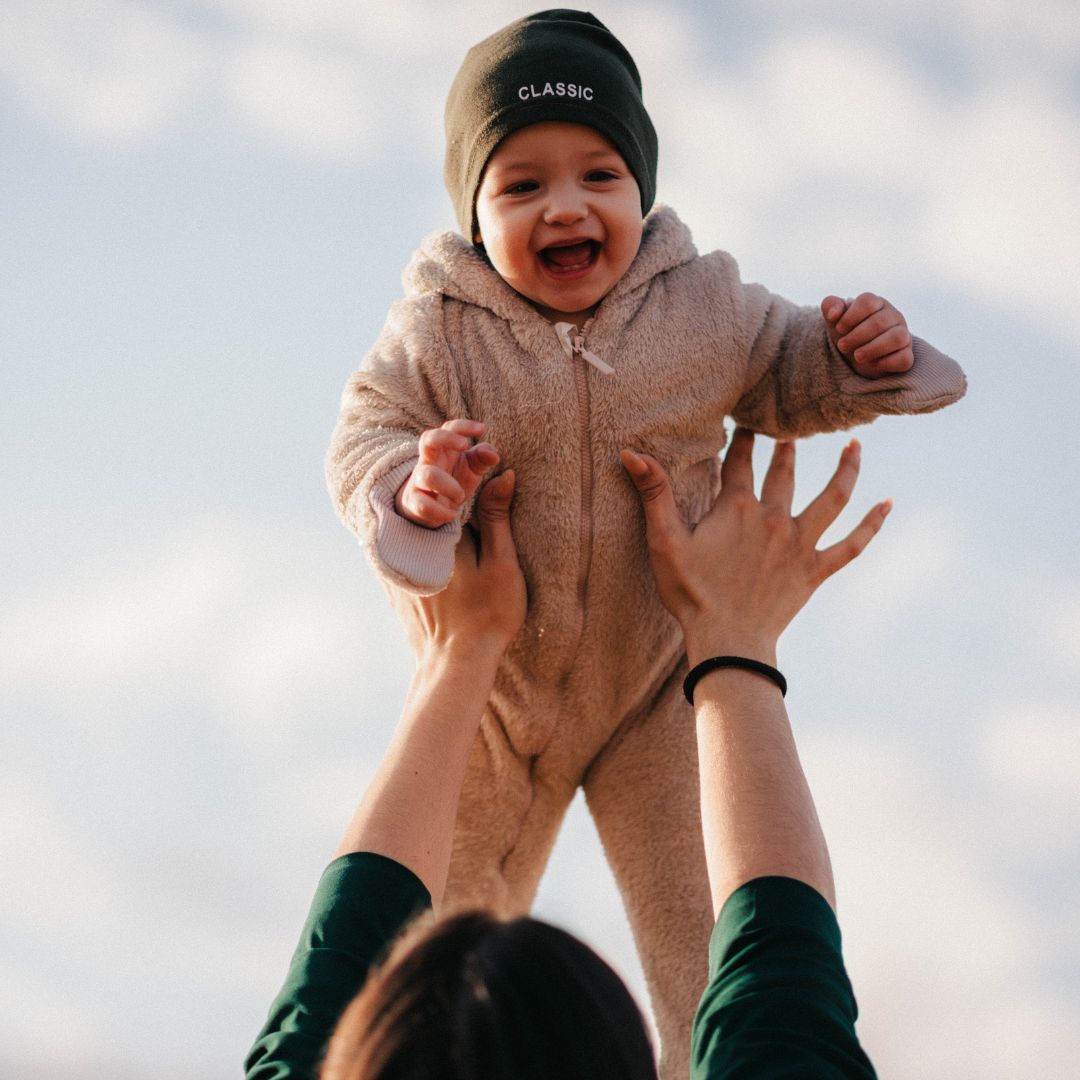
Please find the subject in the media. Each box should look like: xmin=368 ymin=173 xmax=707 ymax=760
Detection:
xmin=544 ymin=186 xmax=588 ymax=224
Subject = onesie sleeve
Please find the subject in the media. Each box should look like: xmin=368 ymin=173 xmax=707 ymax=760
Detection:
xmin=326 ymin=295 xmax=471 ymax=595
xmin=245 ymin=852 xmax=432 ymax=1080
xmin=727 ymin=275 xmax=967 ymax=438
xmin=691 ymin=876 xmax=877 ymax=1079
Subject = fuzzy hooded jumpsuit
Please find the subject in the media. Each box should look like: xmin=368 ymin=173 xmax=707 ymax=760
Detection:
xmin=326 ymin=204 xmax=966 ymax=1076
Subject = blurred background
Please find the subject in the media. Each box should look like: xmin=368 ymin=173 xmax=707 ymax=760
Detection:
xmin=3 ymin=2 xmax=1079 ymax=1076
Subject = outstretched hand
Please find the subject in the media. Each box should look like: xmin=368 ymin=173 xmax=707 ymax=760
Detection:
xmin=391 ymin=469 xmax=527 ymax=659
xmin=395 ymin=419 xmax=501 ymax=527
xmin=621 ymin=429 xmax=890 ymax=665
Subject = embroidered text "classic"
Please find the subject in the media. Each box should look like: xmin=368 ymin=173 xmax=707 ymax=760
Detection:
xmin=518 ymin=82 xmax=594 ymax=101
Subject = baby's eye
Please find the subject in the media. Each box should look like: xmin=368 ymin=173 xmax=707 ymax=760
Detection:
xmin=586 ymin=170 xmax=619 ymax=182
xmin=504 ymin=180 xmax=539 ymax=195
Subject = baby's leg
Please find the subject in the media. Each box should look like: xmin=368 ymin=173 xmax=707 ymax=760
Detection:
xmin=443 ymin=703 xmax=577 ymax=915
xmin=583 ymin=662 xmax=712 ymax=1080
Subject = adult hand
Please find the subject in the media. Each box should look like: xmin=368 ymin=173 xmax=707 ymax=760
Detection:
xmin=390 ymin=469 xmax=526 ymax=660
xmin=621 ymin=430 xmax=890 ymax=665
xmin=338 ymin=471 xmax=525 ymax=898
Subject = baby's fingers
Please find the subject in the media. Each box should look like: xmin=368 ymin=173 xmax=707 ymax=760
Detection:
xmin=403 ymin=488 xmax=461 ymax=527
xmin=456 ymin=442 xmax=500 ymax=498
xmin=856 ymin=344 xmax=915 ymax=375
xmin=816 ymin=500 xmax=891 ymax=581
xmin=847 ymin=323 xmax=910 ymax=362
xmin=412 ymin=463 xmax=466 ymax=506
xmin=833 ymin=292 xmax=884 ymax=337
xmin=418 ymin=424 xmax=472 ymax=465
xmin=821 ymin=295 xmax=848 ymax=324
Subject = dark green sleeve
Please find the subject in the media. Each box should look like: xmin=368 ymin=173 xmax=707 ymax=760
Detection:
xmin=245 ymin=851 xmax=432 ymax=1080
xmin=691 ymin=876 xmax=877 ymax=1079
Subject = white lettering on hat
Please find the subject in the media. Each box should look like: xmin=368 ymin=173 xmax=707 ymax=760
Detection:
xmin=517 ymin=82 xmax=594 ymax=101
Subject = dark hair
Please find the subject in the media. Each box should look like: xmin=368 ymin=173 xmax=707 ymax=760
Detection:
xmin=321 ymin=909 xmax=657 ymax=1080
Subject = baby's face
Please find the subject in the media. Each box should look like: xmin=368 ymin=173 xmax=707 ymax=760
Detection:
xmin=474 ymin=121 xmax=643 ymax=326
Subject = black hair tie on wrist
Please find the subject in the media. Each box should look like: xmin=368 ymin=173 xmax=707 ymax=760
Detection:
xmin=683 ymin=656 xmax=787 ymax=705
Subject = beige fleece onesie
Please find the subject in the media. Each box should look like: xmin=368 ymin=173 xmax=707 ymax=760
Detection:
xmin=326 ymin=206 xmax=966 ymax=1077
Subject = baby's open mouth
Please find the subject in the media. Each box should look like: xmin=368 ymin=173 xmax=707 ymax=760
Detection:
xmin=540 ymin=240 xmax=599 ymax=272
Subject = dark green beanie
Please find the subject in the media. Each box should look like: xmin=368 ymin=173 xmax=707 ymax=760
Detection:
xmin=444 ymin=9 xmax=658 ymax=240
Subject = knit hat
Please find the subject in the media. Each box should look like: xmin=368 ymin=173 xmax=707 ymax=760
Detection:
xmin=444 ymin=9 xmax=658 ymax=240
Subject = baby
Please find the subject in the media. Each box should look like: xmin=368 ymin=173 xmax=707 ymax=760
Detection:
xmin=327 ymin=10 xmax=965 ymax=1076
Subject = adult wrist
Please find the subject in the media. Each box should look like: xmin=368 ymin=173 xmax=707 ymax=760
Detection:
xmin=683 ymin=627 xmax=778 ymax=670
xmin=684 ymin=656 xmax=787 ymax=704
xmin=418 ymin=633 xmax=510 ymax=675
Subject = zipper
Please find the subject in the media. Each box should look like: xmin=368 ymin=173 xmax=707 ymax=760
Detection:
xmin=553 ymin=321 xmax=610 ymax=672
xmin=554 ymin=321 xmax=615 ymax=374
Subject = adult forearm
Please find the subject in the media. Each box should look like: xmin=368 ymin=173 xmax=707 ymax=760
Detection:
xmin=692 ymin=662 xmax=834 ymax=917
xmin=333 ymin=640 xmax=502 ymax=906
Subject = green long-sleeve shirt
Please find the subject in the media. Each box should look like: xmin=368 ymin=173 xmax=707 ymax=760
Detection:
xmin=246 ymin=853 xmax=875 ymax=1079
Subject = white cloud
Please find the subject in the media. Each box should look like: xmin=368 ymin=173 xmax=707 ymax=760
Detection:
xmin=221 ymin=39 xmax=378 ymax=162
xmin=0 ymin=515 xmax=412 ymax=793
xmin=0 ymin=0 xmax=208 ymax=140
xmin=0 ymin=514 xmax=413 ymax=1073
xmin=804 ymin=729 xmax=1080 ymax=1076
xmin=6 ymin=1 xmax=1077 ymax=346
xmin=819 ymin=505 xmax=961 ymax=643
xmin=751 ymin=0 xmax=1080 ymax=76
xmin=1014 ymin=585 xmax=1080 ymax=677
xmin=649 ymin=18 xmax=1080 ymax=344
xmin=926 ymin=89 xmax=1080 ymax=348
xmin=981 ymin=703 xmax=1080 ymax=805
xmin=0 ymin=780 xmax=123 ymax=930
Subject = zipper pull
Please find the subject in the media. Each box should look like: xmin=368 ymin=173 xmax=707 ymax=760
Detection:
xmin=554 ymin=322 xmax=615 ymax=375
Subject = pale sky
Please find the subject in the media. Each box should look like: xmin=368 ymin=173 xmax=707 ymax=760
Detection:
xmin=3 ymin=2 xmax=1080 ymax=1077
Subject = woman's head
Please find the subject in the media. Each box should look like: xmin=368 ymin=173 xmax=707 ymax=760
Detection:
xmin=322 ymin=910 xmax=657 ymax=1080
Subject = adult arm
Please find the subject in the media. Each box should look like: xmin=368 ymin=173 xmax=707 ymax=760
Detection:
xmin=332 ymin=469 xmax=525 ymax=904
xmin=624 ymin=431 xmax=883 ymax=910
xmin=246 ymin=476 xmax=525 ymax=1079
xmin=623 ymin=430 xmax=885 ymax=1076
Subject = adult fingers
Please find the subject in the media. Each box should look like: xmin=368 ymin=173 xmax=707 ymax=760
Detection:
xmin=718 ymin=427 xmax=756 ymax=497
xmin=475 ymin=470 xmax=518 ymax=564
xmin=796 ymin=439 xmax=861 ymax=543
xmin=621 ymin=449 xmax=689 ymax=548
xmin=816 ymin=499 xmax=891 ymax=581
xmin=759 ymin=440 xmax=796 ymax=511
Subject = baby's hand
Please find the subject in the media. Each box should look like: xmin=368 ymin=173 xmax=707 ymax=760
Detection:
xmin=821 ymin=293 xmax=914 ymax=378
xmin=395 ymin=419 xmax=500 ymax=528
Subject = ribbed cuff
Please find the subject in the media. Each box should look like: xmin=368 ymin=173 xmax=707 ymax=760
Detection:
xmin=835 ymin=336 xmax=967 ymax=411
xmin=369 ymin=459 xmax=461 ymax=592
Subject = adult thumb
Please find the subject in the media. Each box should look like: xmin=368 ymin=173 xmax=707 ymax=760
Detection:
xmin=476 ymin=470 xmax=517 ymax=561
xmin=621 ymin=449 xmax=673 ymax=507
